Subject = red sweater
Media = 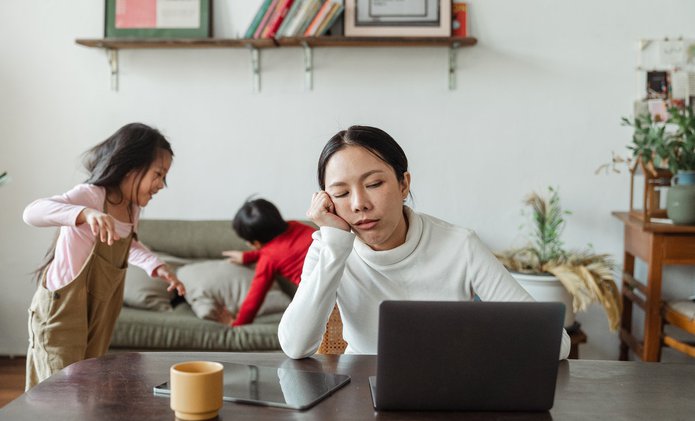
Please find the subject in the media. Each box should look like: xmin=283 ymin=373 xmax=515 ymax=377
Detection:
xmin=233 ymin=221 xmax=316 ymax=326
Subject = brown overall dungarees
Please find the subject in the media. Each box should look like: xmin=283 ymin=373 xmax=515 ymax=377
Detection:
xmin=26 ymin=222 xmax=133 ymax=390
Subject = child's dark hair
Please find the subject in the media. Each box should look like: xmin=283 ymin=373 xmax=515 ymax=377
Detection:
xmin=84 ymin=122 xmax=173 ymax=204
xmin=232 ymin=198 xmax=288 ymax=244
xmin=33 ymin=122 xmax=173 ymax=283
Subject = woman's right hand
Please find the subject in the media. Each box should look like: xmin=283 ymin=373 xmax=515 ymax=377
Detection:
xmin=307 ymin=191 xmax=350 ymax=231
xmin=78 ymin=208 xmax=120 ymax=245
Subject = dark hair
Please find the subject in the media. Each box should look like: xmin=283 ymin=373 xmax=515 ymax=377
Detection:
xmin=317 ymin=125 xmax=409 ymax=190
xmin=232 ymin=198 xmax=288 ymax=244
xmin=33 ymin=123 xmax=173 ymax=283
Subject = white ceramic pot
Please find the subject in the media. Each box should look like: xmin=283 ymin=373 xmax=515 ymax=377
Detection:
xmin=511 ymin=272 xmax=576 ymax=328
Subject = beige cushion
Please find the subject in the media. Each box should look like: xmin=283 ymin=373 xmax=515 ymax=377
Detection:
xmin=123 ymin=253 xmax=195 ymax=312
xmin=177 ymin=260 xmax=291 ymax=321
xmin=667 ymin=300 xmax=695 ymax=321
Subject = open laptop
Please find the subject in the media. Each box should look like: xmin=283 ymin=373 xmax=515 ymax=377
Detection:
xmin=369 ymin=301 xmax=564 ymax=411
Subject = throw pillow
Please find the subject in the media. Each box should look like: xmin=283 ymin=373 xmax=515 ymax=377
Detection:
xmin=176 ymin=260 xmax=291 ymax=322
xmin=123 ymin=253 xmax=195 ymax=311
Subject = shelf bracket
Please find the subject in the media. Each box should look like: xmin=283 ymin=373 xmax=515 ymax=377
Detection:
xmin=107 ymin=49 xmax=119 ymax=92
xmin=449 ymin=42 xmax=460 ymax=91
xmin=247 ymin=45 xmax=261 ymax=93
xmin=302 ymin=42 xmax=313 ymax=91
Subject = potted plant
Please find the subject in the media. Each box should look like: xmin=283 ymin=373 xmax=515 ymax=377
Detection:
xmin=662 ymin=107 xmax=695 ymax=223
xmin=496 ymin=187 xmax=621 ymax=331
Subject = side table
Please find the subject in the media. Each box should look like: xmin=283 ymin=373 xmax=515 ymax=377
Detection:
xmin=612 ymin=211 xmax=695 ymax=361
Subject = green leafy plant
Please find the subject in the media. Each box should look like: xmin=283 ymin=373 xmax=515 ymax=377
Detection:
xmin=663 ymin=106 xmax=695 ymax=173
xmin=496 ymin=187 xmax=621 ymax=330
xmin=621 ymin=113 xmax=669 ymax=170
xmin=0 ymin=171 xmax=8 ymax=186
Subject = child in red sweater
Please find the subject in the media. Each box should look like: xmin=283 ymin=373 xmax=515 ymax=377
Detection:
xmin=221 ymin=198 xmax=315 ymax=327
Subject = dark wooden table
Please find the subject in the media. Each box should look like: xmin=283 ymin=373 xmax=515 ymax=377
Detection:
xmin=3 ymin=352 xmax=695 ymax=420
xmin=613 ymin=211 xmax=695 ymax=361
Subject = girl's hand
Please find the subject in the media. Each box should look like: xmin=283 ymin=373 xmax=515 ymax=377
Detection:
xmin=222 ymin=250 xmax=244 ymax=265
xmin=307 ymin=191 xmax=350 ymax=231
xmin=79 ymin=208 xmax=120 ymax=245
xmin=155 ymin=264 xmax=186 ymax=296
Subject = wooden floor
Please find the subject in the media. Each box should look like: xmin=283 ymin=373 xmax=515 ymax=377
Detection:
xmin=0 ymin=356 xmax=25 ymax=408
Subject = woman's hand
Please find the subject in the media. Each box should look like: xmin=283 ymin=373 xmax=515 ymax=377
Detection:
xmin=78 ymin=208 xmax=120 ymax=245
xmin=307 ymin=191 xmax=350 ymax=231
xmin=222 ymin=250 xmax=244 ymax=265
xmin=155 ymin=264 xmax=186 ymax=296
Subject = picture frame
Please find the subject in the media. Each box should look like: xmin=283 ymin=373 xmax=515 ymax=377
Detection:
xmin=105 ymin=0 xmax=212 ymax=39
xmin=344 ymin=0 xmax=451 ymax=37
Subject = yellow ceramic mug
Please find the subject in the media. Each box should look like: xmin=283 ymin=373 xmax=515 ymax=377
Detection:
xmin=170 ymin=361 xmax=224 ymax=420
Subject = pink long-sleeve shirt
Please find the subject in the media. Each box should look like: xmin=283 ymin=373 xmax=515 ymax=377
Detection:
xmin=23 ymin=184 xmax=164 ymax=291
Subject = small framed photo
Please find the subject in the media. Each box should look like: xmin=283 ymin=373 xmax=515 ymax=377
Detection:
xmin=345 ymin=0 xmax=451 ymax=37
xmin=105 ymin=0 xmax=212 ymax=39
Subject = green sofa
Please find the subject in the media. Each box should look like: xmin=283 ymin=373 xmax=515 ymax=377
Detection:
xmin=109 ymin=219 xmax=297 ymax=352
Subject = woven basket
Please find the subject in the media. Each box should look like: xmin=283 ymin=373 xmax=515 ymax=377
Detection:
xmin=317 ymin=304 xmax=348 ymax=355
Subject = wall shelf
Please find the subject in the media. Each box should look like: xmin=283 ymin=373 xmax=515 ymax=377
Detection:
xmin=75 ymin=36 xmax=477 ymax=92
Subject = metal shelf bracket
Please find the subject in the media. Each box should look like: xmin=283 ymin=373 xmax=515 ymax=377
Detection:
xmin=247 ymin=45 xmax=261 ymax=93
xmin=449 ymin=42 xmax=460 ymax=91
xmin=107 ymin=49 xmax=119 ymax=92
xmin=302 ymin=42 xmax=313 ymax=91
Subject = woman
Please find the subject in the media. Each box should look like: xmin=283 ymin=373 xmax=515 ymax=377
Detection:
xmin=278 ymin=125 xmax=570 ymax=359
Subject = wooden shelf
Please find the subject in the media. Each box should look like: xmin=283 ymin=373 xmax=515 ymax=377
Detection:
xmin=75 ymin=38 xmax=277 ymax=49
xmin=75 ymin=36 xmax=477 ymax=92
xmin=76 ymin=36 xmax=477 ymax=49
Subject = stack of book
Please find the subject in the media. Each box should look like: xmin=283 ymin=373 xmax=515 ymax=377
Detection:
xmin=244 ymin=0 xmax=345 ymax=39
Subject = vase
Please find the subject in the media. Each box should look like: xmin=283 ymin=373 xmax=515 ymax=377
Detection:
xmin=511 ymin=272 xmax=575 ymax=328
xmin=672 ymin=170 xmax=695 ymax=186
xmin=667 ymin=183 xmax=695 ymax=225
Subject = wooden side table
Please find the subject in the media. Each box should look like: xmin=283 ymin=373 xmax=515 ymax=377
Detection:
xmin=613 ymin=211 xmax=695 ymax=361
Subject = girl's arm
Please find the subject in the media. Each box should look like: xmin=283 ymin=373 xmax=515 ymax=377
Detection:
xmin=465 ymin=232 xmax=571 ymax=360
xmin=23 ymin=184 xmax=101 ymax=228
xmin=278 ymin=227 xmax=355 ymax=359
xmin=129 ymin=240 xmax=186 ymax=296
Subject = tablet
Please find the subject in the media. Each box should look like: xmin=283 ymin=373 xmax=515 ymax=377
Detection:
xmin=153 ymin=362 xmax=351 ymax=410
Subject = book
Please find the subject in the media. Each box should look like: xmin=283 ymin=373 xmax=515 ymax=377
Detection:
xmin=296 ymin=0 xmax=323 ymax=37
xmin=275 ymin=0 xmax=304 ymax=38
xmin=304 ymin=0 xmax=333 ymax=37
xmin=264 ymin=0 xmax=295 ymax=39
xmin=253 ymin=0 xmax=279 ymax=39
xmin=260 ymin=0 xmax=285 ymax=38
xmin=317 ymin=4 xmax=343 ymax=36
xmin=244 ymin=0 xmax=273 ymax=39
xmin=284 ymin=0 xmax=316 ymax=37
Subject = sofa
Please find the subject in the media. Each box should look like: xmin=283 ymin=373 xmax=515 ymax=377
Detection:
xmin=109 ymin=219 xmax=299 ymax=353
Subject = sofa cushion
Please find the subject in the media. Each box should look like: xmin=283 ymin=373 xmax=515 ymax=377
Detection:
xmin=177 ymin=260 xmax=291 ymax=321
xmin=111 ymin=303 xmax=282 ymax=351
xmin=123 ymin=253 xmax=195 ymax=311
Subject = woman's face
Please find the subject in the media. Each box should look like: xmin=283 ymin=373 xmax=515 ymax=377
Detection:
xmin=324 ymin=145 xmax=410 ymax=251
xmin=121 ymin=150 xmax=172 ymax=207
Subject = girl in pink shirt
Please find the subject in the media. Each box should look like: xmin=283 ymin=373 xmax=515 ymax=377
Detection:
xmin=23 ymin=122 xmax=185 ymax=389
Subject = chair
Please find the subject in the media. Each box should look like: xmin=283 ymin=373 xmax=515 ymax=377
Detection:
xmin=661 ymin=299 xmax=695 ymax=358
xmin=317 ymin=304 xmax=348 ymax=355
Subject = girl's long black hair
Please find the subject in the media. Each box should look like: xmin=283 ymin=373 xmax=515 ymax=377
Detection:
xmin=33 ymin=123 xmax=173 ymax=283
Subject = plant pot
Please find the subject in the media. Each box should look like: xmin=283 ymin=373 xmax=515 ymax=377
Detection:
xmin=672 ymin=170 xmax=695 ymax=186
xmin=511 ymin=272 xmax=575 ymax=328
xmin=666 ymin=184 xmax=695 ymax=225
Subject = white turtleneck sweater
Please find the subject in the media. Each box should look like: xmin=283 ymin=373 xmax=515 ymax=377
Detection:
xmin=278 ymin=207 xmax=571 ymax=360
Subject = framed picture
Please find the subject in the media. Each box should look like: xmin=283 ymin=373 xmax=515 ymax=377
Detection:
xmin=105 ymin=0 xmax=212 ymax=39
xmin=345 ymin=0 xmax=451 ymax=37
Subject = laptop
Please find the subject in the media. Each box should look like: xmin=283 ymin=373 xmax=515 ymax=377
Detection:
xmin=369 ymin=301 xmax=564 ymax=411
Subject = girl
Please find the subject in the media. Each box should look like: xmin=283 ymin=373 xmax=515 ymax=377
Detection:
xmin=278 ymin=125 xmax=570 ymax=359
xmin=23 ymin=122 xmax=185 ymax=389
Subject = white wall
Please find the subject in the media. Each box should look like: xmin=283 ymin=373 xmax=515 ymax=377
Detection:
xmin=1 ymin=0 xmax=694 ymax=360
